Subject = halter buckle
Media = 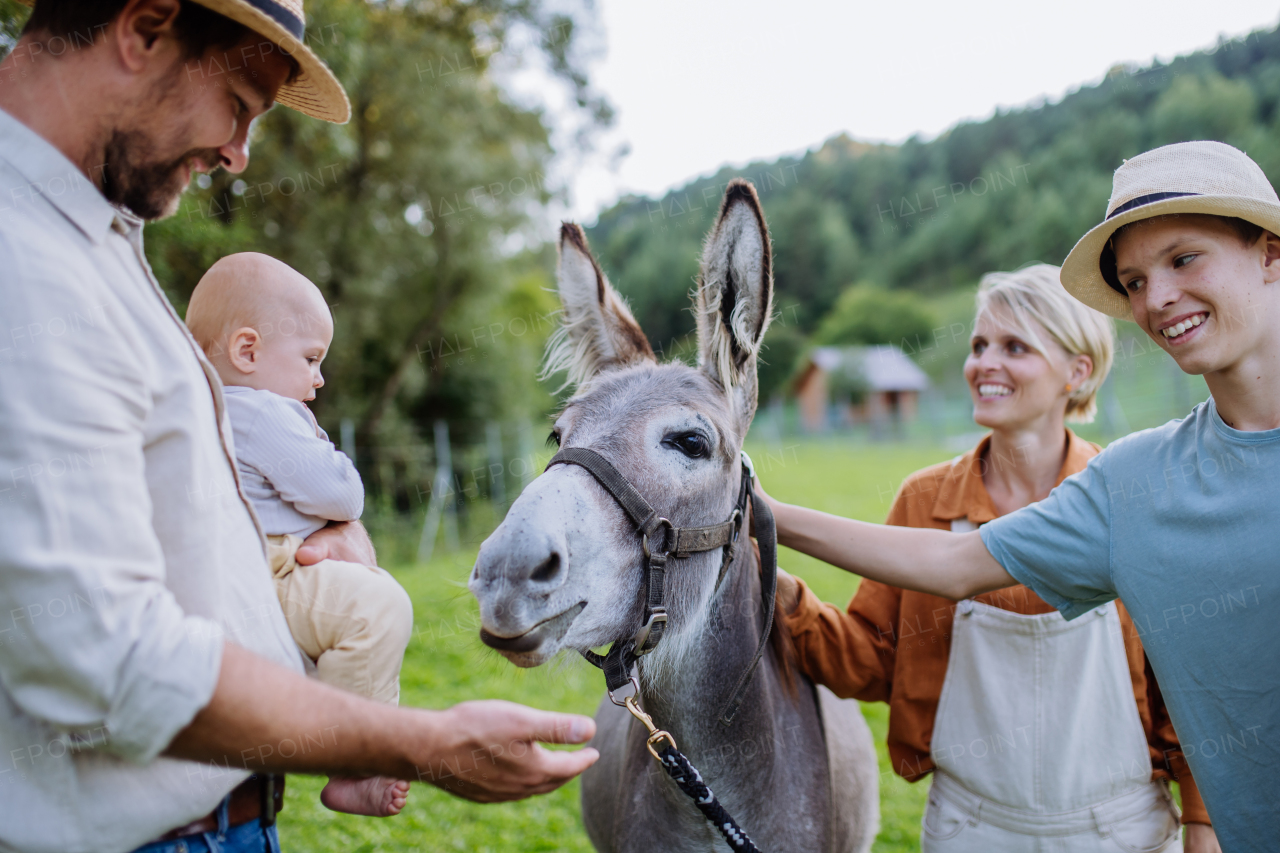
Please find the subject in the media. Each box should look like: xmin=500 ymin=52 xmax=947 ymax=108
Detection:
xmin=631 ymin=607 xmax=667 ymax=656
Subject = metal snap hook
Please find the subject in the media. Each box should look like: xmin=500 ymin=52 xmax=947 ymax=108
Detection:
xmin=609 ymin=678 xmax=679 ymax=760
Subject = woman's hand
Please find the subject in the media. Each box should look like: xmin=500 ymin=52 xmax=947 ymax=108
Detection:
xmin=1184 ymin=822 xmax=1221 ymax=853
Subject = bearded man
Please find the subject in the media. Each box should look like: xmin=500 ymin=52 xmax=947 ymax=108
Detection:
xmin=0 ymin=4 xmax=598 ymax=852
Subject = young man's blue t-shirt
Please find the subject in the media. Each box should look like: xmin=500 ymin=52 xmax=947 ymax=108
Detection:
xmin=980 ymin=399 xmax=1278 ymax=850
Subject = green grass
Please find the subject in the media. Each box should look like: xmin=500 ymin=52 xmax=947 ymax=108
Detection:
xmin=276 ymin=441 xmax=950 ymax=851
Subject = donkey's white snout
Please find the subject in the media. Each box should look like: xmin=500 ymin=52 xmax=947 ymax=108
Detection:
xmin=473 ymin=524 xmax=567 ymax=591
xmin=471 ymin=516 xmax=585 ymax=666
xmin=471 ymin=516 xmax=573 ymax=634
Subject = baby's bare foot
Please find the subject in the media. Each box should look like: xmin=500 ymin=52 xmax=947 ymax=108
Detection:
xmin=320 ymin=775 xmax=410 ymax=817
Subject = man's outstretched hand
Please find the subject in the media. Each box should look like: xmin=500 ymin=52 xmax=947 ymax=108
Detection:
xmin=414 ymin=700 xmax=599 ymax=802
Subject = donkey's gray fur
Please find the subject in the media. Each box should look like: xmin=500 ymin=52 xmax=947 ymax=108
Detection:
xmin=471 ymin=180 xmax=878 ymax=851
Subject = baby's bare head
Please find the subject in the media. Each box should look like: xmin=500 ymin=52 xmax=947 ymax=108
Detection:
xmin=187 ymin=253 xmax=334 ymax=401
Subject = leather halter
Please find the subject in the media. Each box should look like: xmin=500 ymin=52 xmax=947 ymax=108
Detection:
xmin=545 ymin=447 xmax=778 ymax=726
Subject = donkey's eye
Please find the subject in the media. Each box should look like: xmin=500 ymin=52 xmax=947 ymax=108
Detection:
xmin=663 ymin=431 xmax=710 ymax=459
xmin=547 ymin=430 xmax=561 ymax=448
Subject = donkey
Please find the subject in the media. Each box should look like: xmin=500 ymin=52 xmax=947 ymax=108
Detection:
xmin=470 ymin=180 xmax=878 ymax=852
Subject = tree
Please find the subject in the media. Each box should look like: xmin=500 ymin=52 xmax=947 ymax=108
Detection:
xmin=1 ymin=0 xmax=612 ymax=509
xmin=814 ymin=284 xmax=937 ymax=350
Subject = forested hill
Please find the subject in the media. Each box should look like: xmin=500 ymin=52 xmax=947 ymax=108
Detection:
xmin=586 ymin=23 xmax=1280 ymax=355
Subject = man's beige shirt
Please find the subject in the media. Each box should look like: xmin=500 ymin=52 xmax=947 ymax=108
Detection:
xmin=0 ymin=109 xmax=304 ymax=853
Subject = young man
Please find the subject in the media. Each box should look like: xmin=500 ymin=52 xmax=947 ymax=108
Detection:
xmin=0 ymin=3 xmax=596 ymax=853
xmin=765 ymin=140 xmax=1280 ymax=852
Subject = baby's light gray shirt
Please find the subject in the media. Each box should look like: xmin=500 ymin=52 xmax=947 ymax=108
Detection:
xmin=222 ymin=385 xmax=365 ymax=538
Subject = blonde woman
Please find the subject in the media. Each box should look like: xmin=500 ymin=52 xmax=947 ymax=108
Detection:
xmin=771 ymin=265 xmax=1217 ymax=851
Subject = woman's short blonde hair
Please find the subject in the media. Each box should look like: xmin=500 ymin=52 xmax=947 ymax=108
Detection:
xmin=975 ymin=263 xmax=1115 ymax=423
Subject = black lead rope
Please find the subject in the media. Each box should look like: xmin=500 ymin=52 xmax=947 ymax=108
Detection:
xmin=657 ymin=746 xmax=761 ymax=852
xmin=544 ymin=447 xmax=778 ymax=851
xmin=613 ymin=683 xmax=763 ymax=853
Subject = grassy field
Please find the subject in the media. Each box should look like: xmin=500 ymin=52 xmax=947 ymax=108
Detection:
xmin=277 ymin=441 xmax=950 ymax=852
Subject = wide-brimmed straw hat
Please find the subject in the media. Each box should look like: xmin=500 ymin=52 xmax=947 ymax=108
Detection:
xmin=1061 ymin=141 xmax=1280 ymax=319
xmin=17 ymin=0 xmax=350 ymax=123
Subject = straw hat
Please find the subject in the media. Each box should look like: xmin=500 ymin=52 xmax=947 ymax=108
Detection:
xmin=1061 ymin=141 xmax=1280 ymax=319
xmin=17 ymin=0 xmax=350 ymax=124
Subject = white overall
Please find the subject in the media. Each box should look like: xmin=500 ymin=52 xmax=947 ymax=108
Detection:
xmin=920 ymin=518 xmax=1182 ymax=852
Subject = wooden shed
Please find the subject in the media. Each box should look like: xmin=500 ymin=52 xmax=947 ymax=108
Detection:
xmin=793 ymin=345 xmax=929 ymax=432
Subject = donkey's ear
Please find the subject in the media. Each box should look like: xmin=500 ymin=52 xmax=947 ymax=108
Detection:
xmin=543 ymin=223 xmax=655 ymax=391
xmin=695 ymin=179 xmax=774 ymax=419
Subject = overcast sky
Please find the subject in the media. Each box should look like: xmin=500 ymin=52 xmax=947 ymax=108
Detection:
xmin=553 ymin=0 xmax=1280 ymax=223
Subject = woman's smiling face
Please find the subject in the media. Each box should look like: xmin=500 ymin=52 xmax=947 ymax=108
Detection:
xmin=964 ymin=308 xmax=1088 ymax=431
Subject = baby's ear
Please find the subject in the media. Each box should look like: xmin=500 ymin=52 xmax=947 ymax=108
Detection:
xmin=226 ymin=327 xmax=261 ymax=374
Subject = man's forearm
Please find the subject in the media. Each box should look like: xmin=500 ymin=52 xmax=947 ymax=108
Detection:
xmin=165 ymin=643 xmax=598 ymax=803
xmin=166 ymin=642 xmax=422 ymax=779
xmin=772 ymin=502 xmax=1015 ymax=600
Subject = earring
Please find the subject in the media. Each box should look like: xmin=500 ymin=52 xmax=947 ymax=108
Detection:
xmin=1064 ymin=383 xmax=1074 ymax=393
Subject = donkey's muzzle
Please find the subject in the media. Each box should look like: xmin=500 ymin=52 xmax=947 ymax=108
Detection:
xmin=479 ymin=601 xmax=586 ymax=656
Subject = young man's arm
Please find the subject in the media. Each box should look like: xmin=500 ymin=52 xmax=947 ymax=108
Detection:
xmin=767 ymin=498 xmax=1016 ymax=601
xmin=166 ymin=642 xmax=598 ymax=803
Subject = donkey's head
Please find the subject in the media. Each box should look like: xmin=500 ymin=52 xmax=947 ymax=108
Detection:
xmin=470 ymin=180 xmax=774 ymax=669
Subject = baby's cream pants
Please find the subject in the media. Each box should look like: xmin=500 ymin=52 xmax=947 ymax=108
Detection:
xmin=268 ymin=534 xmax=413 ymax=705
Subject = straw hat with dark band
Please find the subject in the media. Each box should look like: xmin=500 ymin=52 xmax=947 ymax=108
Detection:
xmin=16 ymin=0 xmax=350 ymax=124
xmin=1061 ymin=141 xmax=1280 ymax=319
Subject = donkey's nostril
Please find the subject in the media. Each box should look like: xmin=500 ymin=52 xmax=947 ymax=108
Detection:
xmin=530 ymin=552 xmax=562 ymax=584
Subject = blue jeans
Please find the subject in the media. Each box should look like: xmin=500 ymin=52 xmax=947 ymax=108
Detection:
xmin=132 ymin=794 xmax=281 ymax=853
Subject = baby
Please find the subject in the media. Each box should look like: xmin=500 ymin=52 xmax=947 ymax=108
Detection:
xmin=186 ymin=253 xmax=413 ymax=817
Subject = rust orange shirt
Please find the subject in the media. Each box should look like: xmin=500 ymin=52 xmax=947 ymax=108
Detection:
xmin=784 ymin=431 xmax=1208 ymax=824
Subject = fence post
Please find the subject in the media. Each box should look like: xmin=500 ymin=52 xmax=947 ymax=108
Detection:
xmin=486 ymin=421 xmax=506 ymax=514
xmin=339 ymin=417 xmax=357 ymax=465
xmin=417 ymin=420 xmax=460 ymax=563
xmin=1099 ymin=375 xmax=1131 ymax=440
xmin=517 ymin=419 xmax=536 ymax=493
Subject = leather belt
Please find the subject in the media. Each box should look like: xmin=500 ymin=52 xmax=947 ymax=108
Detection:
xmin=154 ymin=774 xmax=285 ymax=842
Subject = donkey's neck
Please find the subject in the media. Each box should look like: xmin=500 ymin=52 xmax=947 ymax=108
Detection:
xmin=636 ymin=531 xmax=778 ymax=772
